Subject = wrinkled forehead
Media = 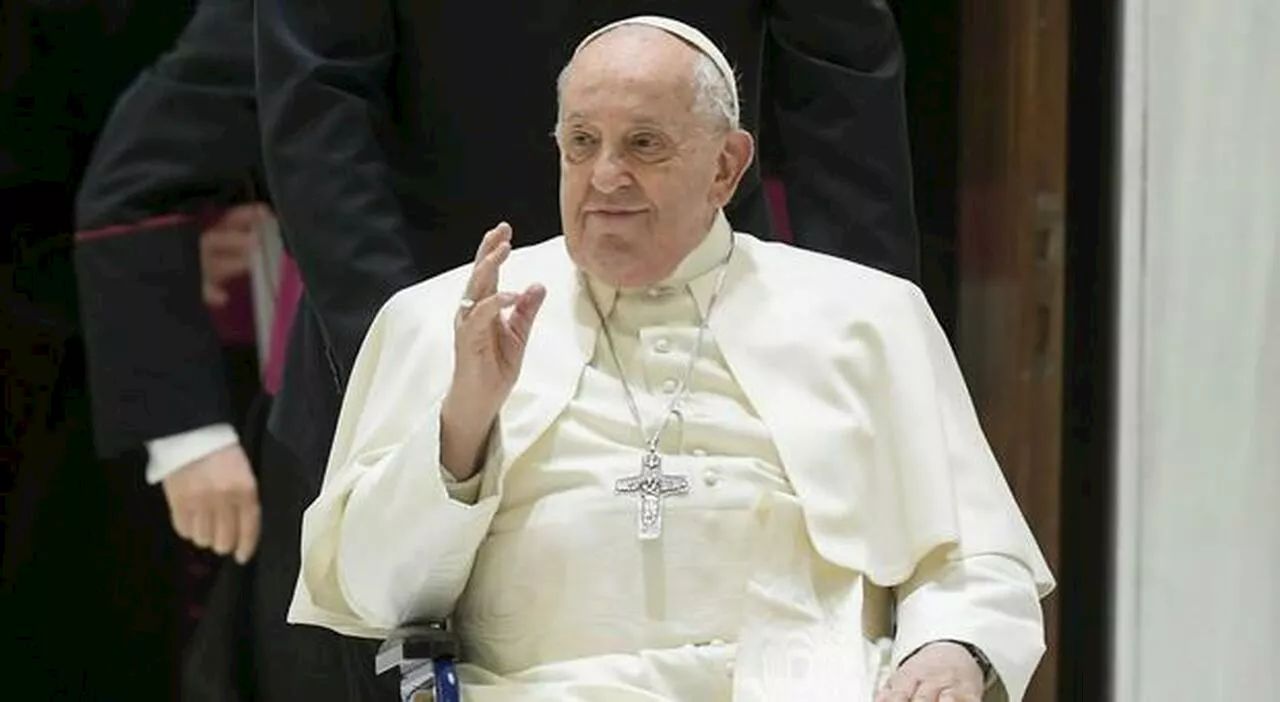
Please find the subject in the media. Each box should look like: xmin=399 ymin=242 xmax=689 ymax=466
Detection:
xmin=566 ymin=26 xmax=700 ymax=94
xmin=559 ymin=29 xmax=701 ymax=127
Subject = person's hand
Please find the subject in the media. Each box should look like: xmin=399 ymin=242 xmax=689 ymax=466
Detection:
xmin=875 ymin=642 xmax=986 ymax=702
xmin=447 ymin=222 xmax=546 ymax=418
xmin=438 ymin=223 xmax=545 ymax=478
xmin=200 ymin=202 xmax=271 ymax=308
xmin=161 ymin=444 xmax=261 ymax=564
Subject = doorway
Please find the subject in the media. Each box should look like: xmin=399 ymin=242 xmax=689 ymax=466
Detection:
xmin=891 ymin=1 xmax=1117 ymax=699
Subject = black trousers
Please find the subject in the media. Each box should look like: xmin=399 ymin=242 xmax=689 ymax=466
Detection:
xmin=3 ymin=181 xmax=210 ymax=700
xmin=0 ymin=339 xmax=181 ymax=701
xmin=184 ymin=392 xmax=398 ymax=701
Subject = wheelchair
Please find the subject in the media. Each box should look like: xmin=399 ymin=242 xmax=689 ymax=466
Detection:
xmin=376 ymin=620 xmax=462 ymax=702
xmin=375 ymin=618 xmax=903 ymax=701
xmin=375 ymin=582 xmax=903 ymax=701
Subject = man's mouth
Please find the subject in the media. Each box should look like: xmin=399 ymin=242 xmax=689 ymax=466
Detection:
xmin=586 ymin=207 xmax=647 ymax=216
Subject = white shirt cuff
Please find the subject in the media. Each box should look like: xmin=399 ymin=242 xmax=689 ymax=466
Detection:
xmin=438 ymin=464 xmax=484 ymax=504
xmin=144 ymin=423 xmax=240 ymax=484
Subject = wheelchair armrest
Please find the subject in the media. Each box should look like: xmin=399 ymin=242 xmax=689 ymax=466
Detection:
xmin=375 ymin=620 xmax=461 ymax=675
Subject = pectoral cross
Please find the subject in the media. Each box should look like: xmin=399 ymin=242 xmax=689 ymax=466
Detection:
xmin=615 ymin=449 xmax=690 ymax=540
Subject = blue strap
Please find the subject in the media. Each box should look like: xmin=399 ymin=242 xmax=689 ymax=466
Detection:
xmin=433 ymin=658 xmax=460 ymax=702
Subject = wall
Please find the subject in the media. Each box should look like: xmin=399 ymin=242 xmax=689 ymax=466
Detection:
xmin=1114 ymin=1 xmax=1280 ymax=699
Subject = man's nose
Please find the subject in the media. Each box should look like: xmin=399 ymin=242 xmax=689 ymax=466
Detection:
xmin=589 ymin=149 xmax=632 ymax=193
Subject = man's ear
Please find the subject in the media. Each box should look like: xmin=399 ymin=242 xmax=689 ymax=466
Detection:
xmin=711 ymin=129 xmax=755 ymax=207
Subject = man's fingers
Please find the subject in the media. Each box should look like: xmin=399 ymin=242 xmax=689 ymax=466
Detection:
xmin=459 ymin=291 xmax=519 ymax=331
xmin=169 ymin=507 xmax=194 ymax=541
xmin=190 ymin=510 xmax=214 ymax=548
xmin=463 ymin=223 xmax=514 ymax=301
xmin=201 ymin=228 xmax=256 ymax=295
xmin=203 ymin=283 xmax=230 ymax=308
xmin=471 ymin=226 xmax=497 ymax=263
xmin=464 ymin=240 xmax=511 ymax=304
xmin=201 ymin=228 xmax=257 ymax=253
xmin=211 ymin=505 xmax=238 ymax=556
xmin=204 ymin=256 xmax=253 ymax=280
xmin=218 ymin=203 xmax=269 ymax=231
xmin=472 ymin=222 xmax=512 ymax=263
xmin=505 ymin=284 xmax=547 ymax=345
xmin=910 ymin=681 xmax=946 ymax=701
xmin=235 ymin=500 xmax=261 ymax=564
xmin=877 ymin=674 xmax=920 ymax=702
xmin=203 ymin=239 xmax=256 ymax=259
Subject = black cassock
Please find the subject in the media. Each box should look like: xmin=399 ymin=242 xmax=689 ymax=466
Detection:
xmin=73 ymin=0 xmax=391 ymax=700
xmin=3 ymin=0 xmax=202 ymax=699
xmin=75 ymin=0 xmax=261 ymax=451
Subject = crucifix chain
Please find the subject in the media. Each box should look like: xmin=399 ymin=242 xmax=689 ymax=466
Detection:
xmin=583 ymin=236 xmax=735 ymax=539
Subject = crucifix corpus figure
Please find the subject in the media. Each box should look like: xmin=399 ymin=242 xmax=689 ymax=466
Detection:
xmin=615 ymin=448 xmax=692 ymax=539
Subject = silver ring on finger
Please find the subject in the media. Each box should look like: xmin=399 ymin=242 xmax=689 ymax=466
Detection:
xmin=458 ymin=296 xmax=477 ymax=316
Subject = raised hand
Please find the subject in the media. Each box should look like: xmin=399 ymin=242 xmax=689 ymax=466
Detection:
xmin=451 ymin=222 xmax=546 ymax=405
xmin=439 ymin=223 xmax=546 ymax=478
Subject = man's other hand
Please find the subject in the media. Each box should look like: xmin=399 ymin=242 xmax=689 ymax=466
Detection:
xmin=875 ymin=641 xmax=985 ymax=702
xmin=200 ymin=202 xmax=271 ymax=307
xmin=161 ymin=444 xmax=261 ymax=564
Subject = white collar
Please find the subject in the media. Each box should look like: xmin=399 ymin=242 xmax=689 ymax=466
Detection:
xmin=583 ymin=210 xmax=734 ymax=319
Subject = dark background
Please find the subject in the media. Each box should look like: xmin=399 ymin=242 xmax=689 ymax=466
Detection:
xmin=2 ymin=1 xmax=1115 ymax=699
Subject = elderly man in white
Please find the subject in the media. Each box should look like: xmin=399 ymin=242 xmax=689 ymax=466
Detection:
xmin=287 ymin=15 xmax=1054 ymax=702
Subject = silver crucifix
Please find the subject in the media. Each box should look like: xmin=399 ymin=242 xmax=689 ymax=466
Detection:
xmin=615 ymin=449 xmax=690 ymax=540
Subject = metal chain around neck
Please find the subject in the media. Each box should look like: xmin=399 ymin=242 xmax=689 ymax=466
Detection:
xmin=583 ymin=236 xmax=736 ymax=453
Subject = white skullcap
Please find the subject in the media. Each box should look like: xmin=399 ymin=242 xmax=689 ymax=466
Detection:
xmin=570 ymin=15 xmax=740 ymax=125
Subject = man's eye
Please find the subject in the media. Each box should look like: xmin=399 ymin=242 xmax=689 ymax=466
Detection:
xmin=631 ymin=133 xmax=662 ymax=151
xmin=563 ymin=132 xmax=597 ymax=160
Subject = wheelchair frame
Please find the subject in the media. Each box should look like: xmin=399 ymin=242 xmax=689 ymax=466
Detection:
xmin=376 ymin=621 xmax=461 ymax=702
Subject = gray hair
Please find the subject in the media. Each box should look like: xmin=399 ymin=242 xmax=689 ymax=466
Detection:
xmin=555 ymin=51 xmax=740 ymax=132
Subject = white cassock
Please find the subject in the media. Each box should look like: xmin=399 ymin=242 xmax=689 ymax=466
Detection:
xmin=287 ymin=212 xmax=1056 ymax=701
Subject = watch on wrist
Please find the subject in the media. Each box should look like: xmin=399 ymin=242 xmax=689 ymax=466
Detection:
xmin=942 ymin=639 xmax=995 ymax=690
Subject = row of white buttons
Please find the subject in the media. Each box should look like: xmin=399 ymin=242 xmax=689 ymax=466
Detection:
xmin=689 ymin=449 xmax=718 ymax=486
